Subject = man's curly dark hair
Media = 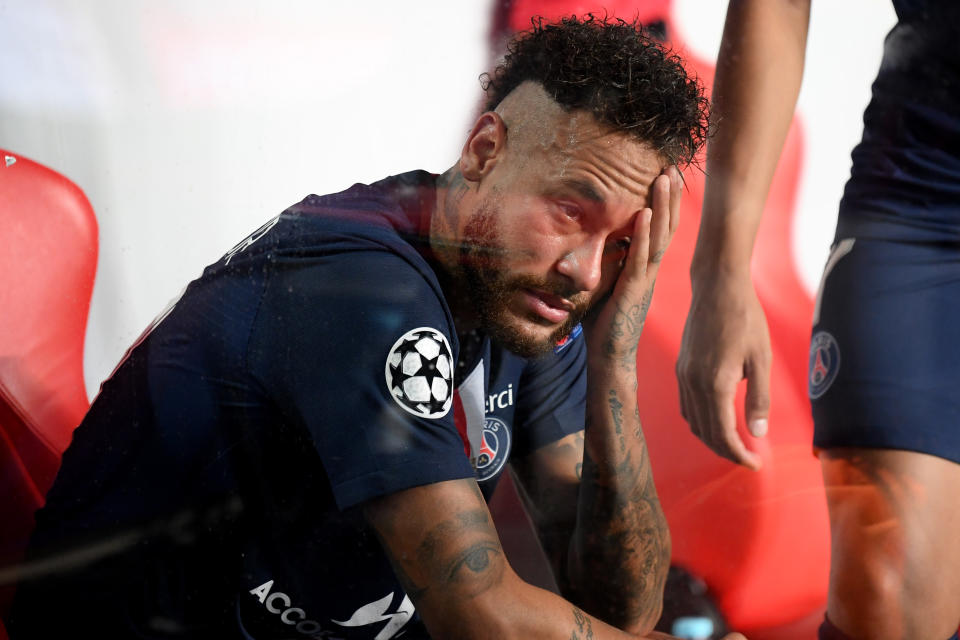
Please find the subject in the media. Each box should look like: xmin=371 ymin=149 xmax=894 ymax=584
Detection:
xmin=481 ymin=15 xmax=709 ymax=167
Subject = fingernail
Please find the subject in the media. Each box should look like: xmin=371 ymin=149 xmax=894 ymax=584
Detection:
xmin=749 ymin=418 xmax=768 ymax=438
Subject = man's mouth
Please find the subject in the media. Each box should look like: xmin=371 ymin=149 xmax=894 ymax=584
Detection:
xmin=519 ymin=288 xmax=574 ymax=324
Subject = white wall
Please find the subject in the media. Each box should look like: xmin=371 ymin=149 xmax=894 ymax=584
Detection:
xmin=0 ymin=1 xmax=896 ymax=399
xmin=0 ymin=0 xmax=490 ymax=397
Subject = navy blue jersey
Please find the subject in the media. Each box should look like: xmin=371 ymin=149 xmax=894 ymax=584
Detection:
xmin=836 ymin=0 xmax=960 ymax=242
xmin=8 ymin=172 xmax=586 ymax=639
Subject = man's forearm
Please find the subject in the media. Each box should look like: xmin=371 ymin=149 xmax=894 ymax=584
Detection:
xmin=568 ymin=365 xmax=670 ymax=633
xmin=366 ymin=478 xmax=691 ymax=640
xmin=693 ymin=0 xmax=810 ymax=278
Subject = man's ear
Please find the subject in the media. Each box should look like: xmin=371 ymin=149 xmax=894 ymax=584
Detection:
xmin=459 ymin=112 xmax=507 ymax=182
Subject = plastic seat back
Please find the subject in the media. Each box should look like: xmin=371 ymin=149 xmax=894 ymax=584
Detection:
xmin=0 ymin=149 xmax=98 ymax=622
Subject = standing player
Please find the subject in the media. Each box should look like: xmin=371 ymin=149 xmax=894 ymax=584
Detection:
xmin=676 ymin=1 xmax=960 ymax=638
xmin=7 ymin=16 xmax=744 ymax=640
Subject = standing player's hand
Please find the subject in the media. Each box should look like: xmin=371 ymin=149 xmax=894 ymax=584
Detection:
xmin=676 ymin=269 xmax=771 ymax=470
xmin=583 ymin=166 xmax=681 ymax=370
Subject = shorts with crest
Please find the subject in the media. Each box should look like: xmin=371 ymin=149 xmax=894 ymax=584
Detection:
xmin=809 ymin=235 xmax=960 ymax=463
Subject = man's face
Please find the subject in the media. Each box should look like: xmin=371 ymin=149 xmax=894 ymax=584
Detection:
xmin=454 ymin=108 xmax=664 ymax=358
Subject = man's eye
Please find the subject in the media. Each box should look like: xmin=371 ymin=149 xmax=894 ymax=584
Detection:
xmin=606 ymin=237 xmax=631 ymax=254
xmin=555 ymin=202 xmax=581 ymax=220
xmin=605 ymin=238 xmax=631 ymax=266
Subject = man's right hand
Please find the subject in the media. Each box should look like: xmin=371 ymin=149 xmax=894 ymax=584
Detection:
xmin=676 ymin=270 xmax=771 ymax=470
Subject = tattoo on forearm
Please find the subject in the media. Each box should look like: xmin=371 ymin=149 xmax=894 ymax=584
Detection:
xmin=571 ymin=606 xmax=595 ymax=639
xmin=412 ymin=507 xmax=505 ymax=599
xmin=371 ymin=484 xmax=507 ymax=605
xmin=608 ymin=390 xmax=626 ymax=453
xmin=416 ymin=508 xmax=488 ymax=566
xmin=447 ymin=541 xmax=501 ymax=580
xmin=604 ymin=288 xmax=654 ymax=371
xmin=574 ymin=391 xmax=669 ymax=628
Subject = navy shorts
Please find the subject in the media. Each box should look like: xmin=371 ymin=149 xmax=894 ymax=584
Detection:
xmin=809 ymin=236 xmax=960 ymax=463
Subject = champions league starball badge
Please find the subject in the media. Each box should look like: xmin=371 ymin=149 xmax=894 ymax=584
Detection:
xmin=385 ymin=327 xmax=454 ymax=418
xmin=808 ymin=331 xmax=841 ymax=399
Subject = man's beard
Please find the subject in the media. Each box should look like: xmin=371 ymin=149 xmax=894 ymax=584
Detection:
xmin=457 ymin=195 xmax=590 ymax=358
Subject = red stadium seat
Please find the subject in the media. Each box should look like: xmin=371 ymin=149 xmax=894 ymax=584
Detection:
xmin=0 ymin=149 xmax=98 ymax=627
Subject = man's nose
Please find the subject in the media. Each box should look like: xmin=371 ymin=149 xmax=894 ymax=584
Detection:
xmin=555 ymin=237 xmax=604 ymax=293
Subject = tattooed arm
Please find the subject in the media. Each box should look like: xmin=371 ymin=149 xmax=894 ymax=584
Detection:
xmin=512 ymin=397 xmax=667 ymax=633
xmin=363 ymin=477 xmax=728 ymax=640
xmin=571 ymin=368 xmax=670 ymax=632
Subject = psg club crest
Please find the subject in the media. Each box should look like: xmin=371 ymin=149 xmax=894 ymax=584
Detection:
xmin=385 ymin=327 xmax=454 ymax=419
xmin=554 ymin=323 xmax=583 ymax=354
xmin=474 ymin=416 xmax=511 ymax=482
xmin=808 ymin=331 xmax=841 ymax=399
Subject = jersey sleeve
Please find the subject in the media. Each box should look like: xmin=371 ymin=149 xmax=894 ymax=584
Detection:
xmin=511 ymin=331 xmax=587 ymax=457
xmin=247 ymin=245 xmax=474 ymax=511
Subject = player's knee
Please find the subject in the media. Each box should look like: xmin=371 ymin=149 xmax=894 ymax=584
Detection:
xmin=830 ymin=545 xmax=958 ymax=639
xmin=833 ymin=540 xmax=900 ymax=595
xmin=828 ymin=520 xmax=910 ymax=635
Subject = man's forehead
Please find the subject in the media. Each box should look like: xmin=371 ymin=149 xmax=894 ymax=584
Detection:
xmin=554 ymin=176 xmax=605 ymax=202
xmin=544 ymin=130 xmax=664 ymax=199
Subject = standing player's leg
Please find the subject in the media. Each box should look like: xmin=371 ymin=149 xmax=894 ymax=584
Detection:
xmin=819 ymin=448 xmax=960 ymax=639
xmin=811 ymin=236 xmax=960 ymax=640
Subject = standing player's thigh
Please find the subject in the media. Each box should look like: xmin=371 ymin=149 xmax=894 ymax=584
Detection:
xmin=821 ymin=448 xmax=960 ymax=639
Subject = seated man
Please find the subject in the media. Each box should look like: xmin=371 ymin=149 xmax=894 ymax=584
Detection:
xmin=7 ymin=16 xmax=739 ymax=640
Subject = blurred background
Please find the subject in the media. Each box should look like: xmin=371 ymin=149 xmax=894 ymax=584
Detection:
xmin=0 ymin=1 xmax=898 ymax=637
xmin=0 ymin=0 xmax=894 ymax=397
